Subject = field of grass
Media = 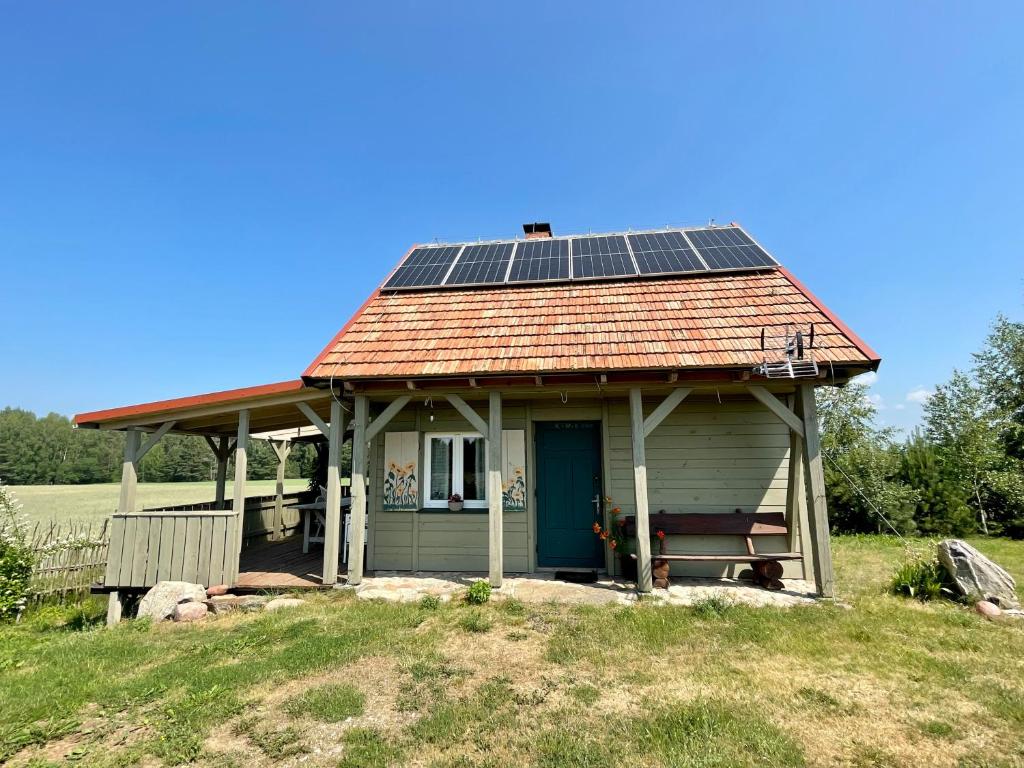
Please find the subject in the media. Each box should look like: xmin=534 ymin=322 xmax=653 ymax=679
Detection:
xmin=9 ymin=481 xmax=310 ymax=527
xmin=2 ymin=535 xmax=1023 ymax=767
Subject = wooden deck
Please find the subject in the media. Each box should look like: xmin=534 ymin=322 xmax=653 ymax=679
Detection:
xmin=236 ymin=537 xmax=341 ymax=590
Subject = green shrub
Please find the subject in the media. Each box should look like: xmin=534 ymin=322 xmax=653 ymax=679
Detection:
xmin=692 ymin=595 xmax=733 ymax=618
xmin=419 ymin=594 xmax=441 ymax=610
xmin=890 ymin=551 xmax=946 ymax=601
xmin=458 ymin=610 xmax=492 ymax=633
xmin=465 ymin=579 xmax=491 ymax=605
xmin=0 ymin=483 xmax=35 ymax=621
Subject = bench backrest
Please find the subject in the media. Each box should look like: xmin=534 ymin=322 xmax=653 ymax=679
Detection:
xmin=622 ymin=512 xmax=789 ymax=537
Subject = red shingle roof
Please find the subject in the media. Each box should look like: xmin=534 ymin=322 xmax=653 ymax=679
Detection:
xmin=304 ymin=267 xmax=878 ymax=380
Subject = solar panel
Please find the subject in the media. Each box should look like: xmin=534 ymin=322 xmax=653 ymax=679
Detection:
xmin=445 ymin=242 xmax=516 ymax=286
xmin=507 ymin=238 xmax=570 ymax=283
xmin=684 ymin=227 xmax=777 ymax=270
xmin=628 ymin=231 xmax=706 ymax=275
xmin=571 ymin=235 xmax=636 ymax=279
xmin=383 ymin=246 xmax=463 ymax=289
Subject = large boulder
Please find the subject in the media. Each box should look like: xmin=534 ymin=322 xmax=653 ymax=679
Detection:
xmin=137 ymin=581 xmax=208 ymax=621
xmin=937 ymin=540 xmax=1019 ymax=609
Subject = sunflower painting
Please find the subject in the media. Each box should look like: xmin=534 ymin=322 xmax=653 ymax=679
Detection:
xmin=383 ymin=432 xmax=419 ymax=511
xmin=502 ymin=467 xmax=526 ymax=512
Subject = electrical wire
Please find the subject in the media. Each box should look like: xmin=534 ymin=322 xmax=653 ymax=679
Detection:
xmin=821 ymin=449 xmax=907 ymax=542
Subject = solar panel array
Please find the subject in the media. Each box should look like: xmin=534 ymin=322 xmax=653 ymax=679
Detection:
xmin=382 ymin=225 xmax=777 ymax=291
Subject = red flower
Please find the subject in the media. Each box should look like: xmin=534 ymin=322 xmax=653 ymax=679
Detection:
xmin=600 ymin=531 xmax=608 ymax=540
xmin=656 ymin=530 xmax=666 ymax=540
xmin=592 ymin=522 xmax=601 ymax=533
xmin=609 ymin=539 xmax=618 ymax=549
xmin=611 ymin=507 xmax=621 ymax=514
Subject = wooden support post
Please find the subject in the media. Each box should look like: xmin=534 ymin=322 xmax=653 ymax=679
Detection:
xmin=347 ymin=395 xmax=369 ymax=585
xmin=487 ymin=391 xmax=503 ymax=588
xmin=272 ymin=440 xmax=291 ymax=541
xmin=214 ymin=436 xmax=229 ymax=509
xmin=796 ymin=384 xmax=835 ymax=598
xmin=119 ymin=429 xmax=141 ymax=516
xmin=629 ymin=388 xmax=653 ymax=593
xmin=323 ymin=399 xmax=345 ymax=585
xmin=231 ymin=409 xmax=250 ymax=583
xmin=786 ymin=426 xmax=812 ymax=581
xmin=106 ymin=590 xmax=123 ymax=626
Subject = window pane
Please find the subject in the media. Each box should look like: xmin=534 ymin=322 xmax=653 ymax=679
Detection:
xmin=429 ymin=437 xmax=453 ymax=500
xmin=462 ymin=436 xmax=486 ymax=501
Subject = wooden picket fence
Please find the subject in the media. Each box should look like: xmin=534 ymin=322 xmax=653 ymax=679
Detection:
xmin=23 ymin=520 xmax=111 ymax=600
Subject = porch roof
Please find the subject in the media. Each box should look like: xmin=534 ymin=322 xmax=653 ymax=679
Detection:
xmin=303 ymin=266 xmax=880 ymax=382
xmin=73 ymin=379 xmax=333 ymax=436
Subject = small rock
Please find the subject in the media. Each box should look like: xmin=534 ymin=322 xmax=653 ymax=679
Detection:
xmin=937 ymin=539 xmax=1019 ymax=609
xmin=206 ymin=584 xmax=230 ymax=597
xmin=975 ymin=600 xmax=1002 ymax=619
xmin=137 ymin=581 xmax=207 ymax=621
xmin=265 ymin=597 xmax=306 ymax=612
xmin=173 ymin=602 xmax=209 ymax=622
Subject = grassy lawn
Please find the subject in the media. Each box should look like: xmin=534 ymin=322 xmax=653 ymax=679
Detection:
xmin=2 ymin=535 xmax=1023 ymax=767
xmin=10 ymin=481 xmax=310 ymax=527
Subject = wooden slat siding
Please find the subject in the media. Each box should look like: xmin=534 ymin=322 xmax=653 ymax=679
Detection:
xmin=122 ymin=516 xmax=139 ymax=585
xmin=168 ymin=517 xmax=184 ymax=581
xmin=104 ymin=517 xmax=126 ymax=586
xmin=130 ymin=517 xmax=149 ymax=586
xmin=144 ymin=516 xmax=162 ymax=585
xmin=157 ymin=516 xmax=175 ymax=583
xmin=225 ymin=514 xmax=240 ymax=584
xmin=416 ymin=514 xmax=529 ymax=573
xmin=182 ymin=517 xmax=201 ymax=583
xmin=210 ymin=515 xmax=227 ymax=586
xmin=196 ymin=516 xmax=213 ymax=587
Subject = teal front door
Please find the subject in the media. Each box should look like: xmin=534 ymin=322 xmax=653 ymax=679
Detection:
xmin=535 ymin=421 xmax=604 ymax=568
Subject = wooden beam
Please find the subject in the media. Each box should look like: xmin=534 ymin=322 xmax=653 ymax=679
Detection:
xmin=214 ymin=436 xmax=229 ymax=509
xmin=347 ymin=395 xmax=369 ymax=585
xmin=272 ymin=439 xmax=291 ymax=542
xmin=469 ymin=377 xmax=479 ymax=388
xmin=296 ymin=402 xmax=330 ymax=437
xmin=487 ymin=391 xmax=503 ymax=588
xmin=668 ymin=371 xmax=679 ymax=383
xmin=365 ymin=395 xmax=412 ymax=443
xmin=747 ymin=385 xmax=805 ymax=437
xmin=106 ymin=591 xmax=123 ymax=626
xmin=406 ymin=380 xmax=417 ymax=390
xmin=323 ymin=399 xmax=344 ymax=584
xmin=796 ymin=384 xmax=835 ymax=598
xmin=787 ymin=426 xmax=811 ymax=581
xmin=230 ymin=409 xmax=250 ymax=584
xmin=134 ymin=420 xmax=175 ymax=462
xmin=118 ymin=430 xmax=141 ymax=516
xmin=443 ymin=394 xmax=489 ymax=438
xmin=642 ymin=387 xmax=692 ymax=438
xmin=629 ymin=388 xmax=653 ymax=592
xmin=534 ymin=376 xmax=543 ymax=386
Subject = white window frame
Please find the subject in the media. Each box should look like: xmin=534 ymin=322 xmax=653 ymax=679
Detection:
xmin=423 ymin=432 xmax=489 ymax=509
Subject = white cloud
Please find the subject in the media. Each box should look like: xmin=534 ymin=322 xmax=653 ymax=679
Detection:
xmin=863 ymin=392 xmax=886 ymax=410
xmin=906 ymin=386 xmax=933 ymax=404
xmin=893 ymin=403 xmax=906 ymax=411
xmin=856 ymin=371 xmax=879 ymax=387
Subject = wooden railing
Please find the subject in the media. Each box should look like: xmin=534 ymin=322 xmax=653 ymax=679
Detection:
xmin=105 ymin=491 xmax=316 ymax=589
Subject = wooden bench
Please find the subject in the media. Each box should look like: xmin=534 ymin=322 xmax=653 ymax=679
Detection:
xmin=623 ymin=511 xmax=801 ymax=589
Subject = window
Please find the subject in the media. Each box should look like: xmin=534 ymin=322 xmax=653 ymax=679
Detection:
xmin=424 ymin=433 xmax=488 ymax=508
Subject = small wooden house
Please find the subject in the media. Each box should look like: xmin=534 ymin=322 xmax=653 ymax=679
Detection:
xmin=75 ymin=223 xmax=879 ymax=618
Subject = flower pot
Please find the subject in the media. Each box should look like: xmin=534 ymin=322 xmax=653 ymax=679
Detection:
xmin=448 ymin=501 xmax=464 ymax=512
xmin=652 ymin=558 xmax=671 ymax=589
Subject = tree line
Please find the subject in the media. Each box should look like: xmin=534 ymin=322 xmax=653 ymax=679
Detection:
xmin=0 ymin=409 xmax=317 ymax=485
xmin=822 ymin=314 xmax=1024 ymax=539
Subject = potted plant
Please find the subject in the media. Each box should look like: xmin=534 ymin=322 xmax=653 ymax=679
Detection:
xmin=593 ymin=500 xmax=638 ymax=581
xmin=448 ymin=493 xmax=464 ymax=512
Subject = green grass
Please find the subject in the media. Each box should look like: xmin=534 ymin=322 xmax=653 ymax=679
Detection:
xmin=1 ymin=535 xmax=1023 ymax=767
xmin=9 ymin=480 xmax=309 ymax=526
xmin=284 ymin=682 xmax=366 ymax=722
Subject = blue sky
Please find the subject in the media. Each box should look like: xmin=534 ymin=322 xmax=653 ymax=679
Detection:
xmin=2 ymin=3 xmax=1022 ymax=432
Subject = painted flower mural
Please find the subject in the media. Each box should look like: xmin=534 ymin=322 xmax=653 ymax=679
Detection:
xmin=383 ymin=461 xmax=418 ymax=511
xmin=502 ymin=467 xmax=526 ymax=512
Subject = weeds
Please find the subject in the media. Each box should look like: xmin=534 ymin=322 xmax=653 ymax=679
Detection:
xmin=890 ymin=550 xmax=947 ymax=601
